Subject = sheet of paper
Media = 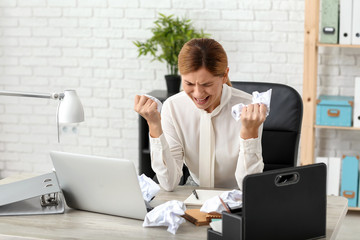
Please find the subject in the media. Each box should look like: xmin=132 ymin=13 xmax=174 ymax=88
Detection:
xmin=184 ymin=190 xmax=227 ymax=206
xmin=210 ymin=220 xmax=222 ymax=234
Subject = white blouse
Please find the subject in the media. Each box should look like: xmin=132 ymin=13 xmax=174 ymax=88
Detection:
xmin=149 ymin=84 xmax=264 ymax=191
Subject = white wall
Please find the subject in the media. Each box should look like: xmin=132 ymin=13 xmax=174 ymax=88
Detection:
xmin=0 ymin=0 xmax=359 ymax=178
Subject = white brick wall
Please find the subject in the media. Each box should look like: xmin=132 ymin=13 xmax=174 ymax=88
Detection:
xmin=0 ymin=0 xmax=358 ymax=179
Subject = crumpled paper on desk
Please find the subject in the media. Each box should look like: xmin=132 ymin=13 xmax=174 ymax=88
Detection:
xmin=200 ymin=190 xmax=242 ymax=213
xmin=231 ymin=89 xmax=272 ymax=121
xmin=143 ymin=200 xmax=186 ymax=235
xmin=138 ymin=174 xmax=160 ymax=202
xmin=144 ymin=94 xmax=162 ymax=113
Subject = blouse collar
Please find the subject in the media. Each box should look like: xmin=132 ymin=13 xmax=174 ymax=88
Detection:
xmin=198 ymin=84 xmax=232 ymax=117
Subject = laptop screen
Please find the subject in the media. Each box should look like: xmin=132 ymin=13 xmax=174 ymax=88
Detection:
xmin=50 ymin=151 xmax=148 ymax=220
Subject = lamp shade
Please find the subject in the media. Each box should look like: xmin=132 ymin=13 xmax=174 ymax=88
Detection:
xmin=58 ymin=90 xmax=84 ymax=123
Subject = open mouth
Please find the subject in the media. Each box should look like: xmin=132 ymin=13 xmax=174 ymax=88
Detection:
xmin=194 ymin=96 xmax=209 ymax=105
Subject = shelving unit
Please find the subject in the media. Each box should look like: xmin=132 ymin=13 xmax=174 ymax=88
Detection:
xmin=348 ymin=207 xmax=360 ymax=212
xmin=317 ymin=43 xmax=360 ymax=48
xmin=315 ymin=125 xmax=360 ymax=131
xmin=302 ymin=0 xmax=360 ymax=210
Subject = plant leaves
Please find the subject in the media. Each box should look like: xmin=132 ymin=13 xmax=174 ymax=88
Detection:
xmin=132 ymin=13 xmax=210 ymax=75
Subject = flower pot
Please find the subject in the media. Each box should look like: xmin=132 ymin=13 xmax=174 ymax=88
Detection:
xmin=165 ymin=75 xmax=181 ymax=94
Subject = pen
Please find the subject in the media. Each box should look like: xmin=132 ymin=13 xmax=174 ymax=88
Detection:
xmin=218 ymin=196 xmax=231 ymax=213
xmin=192 ymin=189 xmax=199 ymax=200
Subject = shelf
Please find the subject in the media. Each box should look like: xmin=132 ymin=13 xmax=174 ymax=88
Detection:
xmin=304 ymin=0 xmax=360 ymax=215
xmin=317 ymin=43 xmax=360 ymax=48
xmin=348 ymin=207 xmax=360 ymax=211
xmin=315 ymin=125 xmax=360 ymax=131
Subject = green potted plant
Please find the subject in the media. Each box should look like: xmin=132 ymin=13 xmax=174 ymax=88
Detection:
xmin=133 ymin=13 xmax=210 ymax=94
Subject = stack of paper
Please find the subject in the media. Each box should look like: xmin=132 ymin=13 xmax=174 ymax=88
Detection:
xmin=184 ymin=190 xmax=227 ymax=206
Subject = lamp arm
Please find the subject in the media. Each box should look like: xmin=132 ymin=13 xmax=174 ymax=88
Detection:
xmin=0 ymin=89 xmax=82 ymax=143
xmin=0 ymin=90 xmax=63 ymax=100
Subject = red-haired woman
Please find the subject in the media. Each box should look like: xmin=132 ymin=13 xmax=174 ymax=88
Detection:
xmin=134 ymin=38 xmax=267 ymax=191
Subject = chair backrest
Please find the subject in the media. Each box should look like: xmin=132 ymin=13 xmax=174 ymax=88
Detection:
xmin=231 ymin=81 xmax=303 ymax=171
xmin=140 ymin=82 xmax=303 ymax=185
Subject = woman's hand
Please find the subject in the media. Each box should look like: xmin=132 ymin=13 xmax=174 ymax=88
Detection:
xmin=134 ymin=95 xmax=163 ymax=138
xmin=240 ymin=103 xmax=267 ymax=139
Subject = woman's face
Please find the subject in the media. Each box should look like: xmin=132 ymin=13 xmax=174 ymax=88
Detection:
xmin=182 ymin=67 xmax=227 ymax=113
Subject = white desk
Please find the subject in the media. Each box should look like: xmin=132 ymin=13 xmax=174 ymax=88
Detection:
xmin=0 ymin=179 xmax=348 ymax=240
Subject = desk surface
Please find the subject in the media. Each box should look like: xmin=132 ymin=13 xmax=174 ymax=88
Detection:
xmin=0 ymin=177 xmax=348 ymax=240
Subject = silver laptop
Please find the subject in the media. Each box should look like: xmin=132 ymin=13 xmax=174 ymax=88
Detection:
xmin=50 ymin=151 xmax=148 ymax=220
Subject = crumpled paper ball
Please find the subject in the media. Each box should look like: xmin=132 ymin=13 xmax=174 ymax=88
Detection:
xmin=143 ymin=200 xmax=186 ymax=235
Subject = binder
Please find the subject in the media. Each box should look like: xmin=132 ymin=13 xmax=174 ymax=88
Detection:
xmin=339 ymin=0 xmax=353 ymax=44
xmin=352 ymin=0 xmax=360 ymax=44
xmin=328 ymin=157 xmax=341 ymax=196
xmin=320 ymin=0 xmax=339 ymax=44
xmin=0 ymin=172 xmax=65 ymax=216
xmin=354 ymin=77 xmax=360 ymax=127
xmin=315 ymin=157 xmax=329 ymax=166
xmin=340 ymin=156 xmax=359 ymax=207
xmin=359 ymin=171 xmax=360 ymax=207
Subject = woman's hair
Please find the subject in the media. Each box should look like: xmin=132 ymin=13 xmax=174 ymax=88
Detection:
xmin=178 ymin=38 xmax=231 ymax=86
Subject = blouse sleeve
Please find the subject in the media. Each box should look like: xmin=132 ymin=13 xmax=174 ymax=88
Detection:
xmin=235 ymin=124 xmax=265 ymax=190
xmin=149 ymin=101 xmax=184 ymax=191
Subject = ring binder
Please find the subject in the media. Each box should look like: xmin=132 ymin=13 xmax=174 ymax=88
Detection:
xmin=40 ymin=192 xmax=61 ymax=207
xmin=0 ymin=172 xmax=65 ymax=216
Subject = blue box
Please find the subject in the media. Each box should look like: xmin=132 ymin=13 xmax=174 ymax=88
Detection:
xmin=316 ymin=95 xmax=353 ymax=127
xmin=340 ymin=156 xmax=359 ymax=207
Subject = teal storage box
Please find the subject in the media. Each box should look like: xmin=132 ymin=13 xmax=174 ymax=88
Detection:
xmin=340 ymin=156 xmax=359 ymax=207
xmin=316 ymin=95 xmax=353 ymax=127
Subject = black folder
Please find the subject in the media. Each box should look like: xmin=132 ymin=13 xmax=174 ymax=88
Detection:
xmin=208 ymin=163 xmax=327 ymax=240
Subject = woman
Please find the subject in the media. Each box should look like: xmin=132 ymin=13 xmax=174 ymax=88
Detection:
xmin=134 ymin=38 xmax=267 ymax=191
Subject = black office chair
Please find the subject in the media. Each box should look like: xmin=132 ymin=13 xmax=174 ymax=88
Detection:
xmin=231 ymin=81 xmax=303 ymax=171
xmin=139 ymin=82 xmax=303 ymax=183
